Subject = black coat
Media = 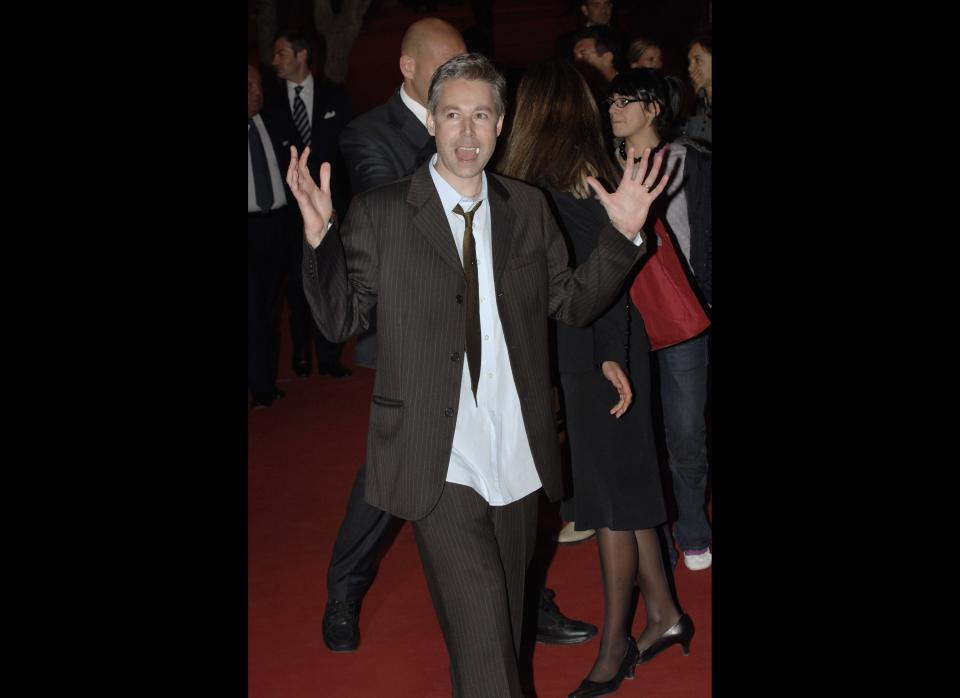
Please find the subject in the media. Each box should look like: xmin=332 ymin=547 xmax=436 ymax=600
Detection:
xmin=338 ymin=88 xmax=436 ymax=196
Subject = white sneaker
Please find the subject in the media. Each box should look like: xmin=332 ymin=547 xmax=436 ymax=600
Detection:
xmin=554 ymin=521 xmax=596 ymax=544
xmin=683 ymin=547 xmax=712 ymax=571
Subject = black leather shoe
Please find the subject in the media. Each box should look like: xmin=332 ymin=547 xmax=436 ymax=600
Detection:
xmin=318 ymin=362 xmax=352 ymax=378
xmin=537 ymin=587 xmax=597 ymax=645
xmin=636 ymin=613 xmax=694 ymax=665
xmin=250 ymin=387 xmax=286 ymax=409
xmin=322 ymin=598 xmax=360 ymax=652
xmin=568 ymin=637 xmax=639 ymax=697
xmin=292 ymin=357 xmax=311 ymax=378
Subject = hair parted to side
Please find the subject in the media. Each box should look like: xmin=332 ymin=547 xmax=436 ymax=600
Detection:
xmin=627 ymin=36 xmax=661 ymax=65
xmin=427 ymin=52 xmax=507 ymax=116
xmin=687 ymin=34 xmax=712 ymax=55
xmin=274 ymin=29 xmax=313 ymax=64
xmin=609 ymin=68 xmax=682 ymax=141
xmin=498 ymin=60 xmax=619 ymax=200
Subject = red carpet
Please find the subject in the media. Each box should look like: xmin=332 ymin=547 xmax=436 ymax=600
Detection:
xmin=249 ymin=308 xmax=711 ymax=697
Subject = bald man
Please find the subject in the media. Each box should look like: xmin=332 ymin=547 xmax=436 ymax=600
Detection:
xmin=323 ymin=19 xmax=596 ymax=654
xmin=337 ymin=18 xmax=465 ymax=371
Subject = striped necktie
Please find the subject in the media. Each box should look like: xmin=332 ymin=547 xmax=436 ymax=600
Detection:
xmin=293 ymin=85 xmax=311 ymax=147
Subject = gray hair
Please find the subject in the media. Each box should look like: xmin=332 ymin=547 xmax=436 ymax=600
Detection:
xmin=427 ymin=52 xmax=507 ymax=116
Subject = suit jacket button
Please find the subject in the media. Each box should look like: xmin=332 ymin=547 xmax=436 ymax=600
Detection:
xmin=455 ymin=294 xmax=463 ymax=304
xmin=450 ymin=352 xmax=460 ymax=362
xmin=444 ymin=407 xmax=455 ymax=418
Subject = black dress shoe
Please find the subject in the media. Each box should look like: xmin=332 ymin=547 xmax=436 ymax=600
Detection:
xmin=318 ymin=362 xmax=352 ymax=378
xmin=250 ymin=387 xmax=286 ymax=409
xmin=636 ymin=613 xmax=694 ymax=665
xmin=322 ymin=598 xmax=360 ymax=652
xmin=568 ymin=637 xmax=639 ymax=697
xmin=292 ymin=358 xmax=311 ymax=378
xmin=536 ymin=587 xmax=597 ymax=645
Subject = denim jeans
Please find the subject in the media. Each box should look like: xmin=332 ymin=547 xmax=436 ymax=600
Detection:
xmin=656 ymin=332 xmax=711 ymax=552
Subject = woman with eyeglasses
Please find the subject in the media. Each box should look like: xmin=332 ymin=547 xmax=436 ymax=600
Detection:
xmin=499 ymin=60 xmax=687 ymax=698
xmin=608 ymin=67 xmax=714 ymax=577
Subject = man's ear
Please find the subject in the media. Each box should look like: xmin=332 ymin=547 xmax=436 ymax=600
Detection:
xmin=495 ymin=113 xmax=504 ymax=137
xmin=426 ymin=111 xmax=436 ymax=136
xmin=399 ymin=55 xmax=415 ymax=80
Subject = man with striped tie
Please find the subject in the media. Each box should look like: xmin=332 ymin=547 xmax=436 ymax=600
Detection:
xmin=271 ymin=30 xmax=353 ymax=379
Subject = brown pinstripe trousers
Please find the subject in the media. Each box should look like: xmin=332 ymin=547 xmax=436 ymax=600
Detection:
xmin=412 ymin=483 xmax=538 ymax=698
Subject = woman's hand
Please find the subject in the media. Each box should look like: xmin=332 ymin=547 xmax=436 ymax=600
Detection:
xmin=601 ymin=361 xmax=633 ymax=418
xmin=285 ymin=146 xmax=333 ymax=248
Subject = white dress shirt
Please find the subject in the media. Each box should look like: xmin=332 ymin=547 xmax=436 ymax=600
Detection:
xmin=428 ymin=155 xmax=543 ymax=506
xmin=247 ymin=114 xmax=288 ymax=213
xmin=399 ymin=83 xmax=428 ymax=128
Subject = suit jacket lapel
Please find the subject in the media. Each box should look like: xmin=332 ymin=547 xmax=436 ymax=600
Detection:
xmin=487 ymin=174 xmax=516 ymax=287
xmin=407 ymin=163 xmax=463 ymax=275
xmin=388 ymin=90 xmax=431 ymax=153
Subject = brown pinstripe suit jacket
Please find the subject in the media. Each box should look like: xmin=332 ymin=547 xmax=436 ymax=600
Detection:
xmin=303 ymin=162 xmax=646 ymax=520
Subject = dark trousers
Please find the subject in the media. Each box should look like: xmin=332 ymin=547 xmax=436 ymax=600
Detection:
xmin=248 ymin=208 xmax=288 ymax=395
xmin=326 ymin=462 xmax=397 ymax=601
xmin=412 ymin=483 xmax=537 ymax=698
xmin=286 ymin=224 xmax=343 ymax=368
xmin=657 ymin=332 xmax=711 ymax=551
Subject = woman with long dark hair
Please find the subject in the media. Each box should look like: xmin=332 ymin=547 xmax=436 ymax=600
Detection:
xmin=499 ymin=60 xmax=692 ymax=698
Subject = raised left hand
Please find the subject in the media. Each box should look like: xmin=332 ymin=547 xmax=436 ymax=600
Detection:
xmin=585 ymin=145 xmax=669 ymax=240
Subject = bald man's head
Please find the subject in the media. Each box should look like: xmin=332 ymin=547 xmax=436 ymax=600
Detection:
xmin=399 ymin=18 xmax=466 ymax=107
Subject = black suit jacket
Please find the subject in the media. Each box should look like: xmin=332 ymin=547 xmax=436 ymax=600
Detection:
xmin=339 ymin=88 xmax=435 ymax=196
xmin=302 ymin=163 xmax=646 ymax=520
xmin=253 ymin=103 xmax=298 ymax=210
xmin=269 ymin=76 xmax=353 ymax=214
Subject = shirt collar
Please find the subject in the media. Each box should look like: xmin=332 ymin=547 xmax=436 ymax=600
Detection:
xmin=400 ymin=84 xmax=428 ymax=128
xmin=287 ymin=72 xmax=314 ymax=97
xmin=428 ymin=153 xmax=487 ymax=216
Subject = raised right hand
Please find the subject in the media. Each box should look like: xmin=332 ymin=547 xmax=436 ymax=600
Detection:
xmin=285 ymin=146 xmax=333 ymax=248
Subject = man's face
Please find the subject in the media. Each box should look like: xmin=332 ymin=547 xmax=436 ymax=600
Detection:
xmin=574 ymin=38 xmax=612 ymax=74
xmin=687 ymin=43 xmax=712 ymax=92
xmin=631 ymin=46 xmax=663 ymax=70
xmin=608 ymin=93 xmax=658 ymax=141
xmin=248 ymin=65 xmax=263 ymax=118
xmin=426 ymin=78 xmax=503 ymax=193
xmin=581 ymin=0 xmax=613 ymax=26
xmin=405 ymin=35 xmax=467 ymax=107
xmin=272 ymin=38 xmax=305 ymax=81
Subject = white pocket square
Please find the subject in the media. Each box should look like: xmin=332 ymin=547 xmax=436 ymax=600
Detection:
xmin=323 ymin=110 xmax=336 ymax=119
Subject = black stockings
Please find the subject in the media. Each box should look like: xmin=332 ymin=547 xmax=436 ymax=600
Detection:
xmin=587 ymin=527 xmax=681 ymax=682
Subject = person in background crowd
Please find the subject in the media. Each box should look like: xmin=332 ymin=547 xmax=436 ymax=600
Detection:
xmin=608 ymin=68 xmax=713 ymax=572
xmin=248 ymin=64 xmax=297 ymax=408
xmin=679 ymin=35 xmax=712 ymax=149
xmin=270 ymin=29 xmax=353 ymax=378
xmin=626 ymin=36 xmax=663 ymax=70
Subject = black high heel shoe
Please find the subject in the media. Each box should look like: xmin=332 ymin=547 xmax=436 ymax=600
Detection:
xmin=636 ymin=613 xmax=694 ymax=665
xmin=567 ymin=637 xmax=640 ymax=698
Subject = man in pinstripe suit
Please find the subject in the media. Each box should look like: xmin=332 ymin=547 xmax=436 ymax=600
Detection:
xmin=288 ymin=54 xmax=668 ymax=697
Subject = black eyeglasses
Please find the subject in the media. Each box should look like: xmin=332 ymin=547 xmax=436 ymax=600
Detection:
xmin=605 ymin=96 xmax=643 ymax=109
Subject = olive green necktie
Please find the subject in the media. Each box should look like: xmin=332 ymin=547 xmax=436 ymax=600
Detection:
xmin=453 ymin=201 xmax=483 ymax=404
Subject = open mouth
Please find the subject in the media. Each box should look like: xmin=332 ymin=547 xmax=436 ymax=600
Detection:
xmin=456 ymin=146 xmax=481 ymax=162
